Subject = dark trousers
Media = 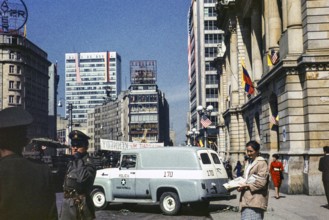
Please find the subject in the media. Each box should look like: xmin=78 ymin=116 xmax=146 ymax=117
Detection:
xmin=324 ymin=180 xmax=329 ymax=205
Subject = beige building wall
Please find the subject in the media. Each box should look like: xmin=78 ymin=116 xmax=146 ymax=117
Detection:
xmin=216 ymin=0 xmax=329 ymax=195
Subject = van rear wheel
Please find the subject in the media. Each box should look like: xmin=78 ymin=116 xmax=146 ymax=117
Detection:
xmin=159 ymin=192 xmax=181 ymax=215
xmin=91 ymin=188 xmax=108 ymax=210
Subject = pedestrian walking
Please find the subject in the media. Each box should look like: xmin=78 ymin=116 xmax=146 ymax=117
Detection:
xmin=270 ymin=154 xmax=284 ymax=199
xmin=319 ymin=146 xmax=329 ymax=207
xmin=237 ymin=141 xmax=269 ymax=220
xmin=234 ymin=160 xmax=243 ymax=177
xmin=0 ymin=107 xmax=58 ymax=220
xmin=59 ymin=130 xmax=96 ymax=220
xmin=225 ymin=160 xmax=233 ymax=180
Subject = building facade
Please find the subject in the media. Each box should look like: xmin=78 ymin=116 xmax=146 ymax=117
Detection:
xmin=0 ymin=34 xmax=52 ymax=138
xmin=215 ymin=0 xmax=329 ymax=195
xmin=128 ymin=60 xmax=170 ymax=145
xmin=65 ymin=51 xmax=122 ymax=126
xmin=187 ymin=0 xmax=224 ymax=137
xmin=93 ymin=91 xmax=129 ymax=152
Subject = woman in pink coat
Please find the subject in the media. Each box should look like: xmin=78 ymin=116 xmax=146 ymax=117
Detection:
xmin=238 ymin=141 xmax=269 ymax=220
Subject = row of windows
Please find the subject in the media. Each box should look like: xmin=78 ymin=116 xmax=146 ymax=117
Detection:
xmin=204 ymin=20 xmax=219 ymax=30
xmin=206 ymin=75 xmax=219 ymax=84
xmin=9 ymin=65 xmax=22 ymax=74
xmin=204 ymin=0 xmax=216 ymax=3
xmin=205 ymin=62 xmax=217 ymax=71
xmin=205 ymin=47 xmax=218 ymax=57
xmin=9 ymin=81 xmax=21 ymax=90
xmin=205 ymin=34 xmax=222 ymax=44
xmin=130 ymin=114 xmax=158 ymax=123
xmin=130 ymin=94 xmax=158 ymax=102
xmin=9 ymin=95 xmax=21 ymax=104
xmin=130 ymin=85 xmax=157 ymax=91
xmin=204 ymin=7 xmax=217 ymax=17
xmin=206 ymin=88 xmax=218 ymax=98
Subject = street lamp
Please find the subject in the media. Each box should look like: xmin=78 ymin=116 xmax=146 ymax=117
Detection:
xmin=197 ymin=105 xmax=213 ymax=148
xmin=188 ymin=128 xmax=200 ymax=146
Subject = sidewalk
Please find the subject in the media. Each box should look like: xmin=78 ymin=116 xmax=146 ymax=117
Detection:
xmin=210 ymin=189 xmax=328 ymax=220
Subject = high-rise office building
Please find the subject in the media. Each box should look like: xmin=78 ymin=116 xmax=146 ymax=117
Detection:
xmin=65 ymin=52 xmax=122 ymax=126
xmin=187 ymin=0 xmax=224 ymax=132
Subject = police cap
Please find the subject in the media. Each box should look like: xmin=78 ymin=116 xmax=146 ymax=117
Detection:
xmin=69 ymin=130 xmax=90 ymax=148
xmin=0 ymin=107 xmax=33 ymax=129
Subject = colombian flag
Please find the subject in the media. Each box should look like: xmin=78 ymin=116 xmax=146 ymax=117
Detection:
xmin=242 ymin=62 xmax=254 ymax=95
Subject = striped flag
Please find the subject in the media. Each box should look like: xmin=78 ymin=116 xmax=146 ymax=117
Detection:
xmin=242 ymin=62 xmax=254 ymax=95
xmin=200 ymin=114 xmax=212 ymax=128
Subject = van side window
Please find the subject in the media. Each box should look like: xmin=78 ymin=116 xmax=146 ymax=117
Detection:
xmin=211 ymin=153 xmax=221 ymax=164
xmin=200 ymin=153 xmax=211 ymax=164
xmin=121 ymin=155 xmax=136 ymax=169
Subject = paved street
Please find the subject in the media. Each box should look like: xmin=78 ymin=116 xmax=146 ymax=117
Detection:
xmin=56 ymin=189 xmax=328 ymax=219
xmin=210 ymin=189 xmax=328 ymax=220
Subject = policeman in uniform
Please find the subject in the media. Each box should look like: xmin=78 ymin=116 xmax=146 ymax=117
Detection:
xmin=0 ymin=107 xmax=58 ymax=220
xmin=59 ymin=130 xmax=96 ymax=220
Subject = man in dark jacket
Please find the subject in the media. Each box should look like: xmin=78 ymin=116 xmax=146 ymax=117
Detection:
xmin=0 ymin=107 xmax=58 ymax=220
xmin=59 ymin=130 xmax=96 ymax=220
xmin=319 ymin=146 xmax=329 ymax=207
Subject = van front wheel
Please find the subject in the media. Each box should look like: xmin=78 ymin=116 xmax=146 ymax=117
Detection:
xmin=159 ymin=192 xmax=181 ymax=215
xmin=91 ymin=188 xmax=108 ymax=210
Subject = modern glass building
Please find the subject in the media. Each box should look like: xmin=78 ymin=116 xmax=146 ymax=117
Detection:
xmin=65 ymin=51 xmax=122 ymax=126
xmin=187 ymin=0 xmax=224 ymax=130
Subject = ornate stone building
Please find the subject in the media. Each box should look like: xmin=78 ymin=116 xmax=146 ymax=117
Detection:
xmin=214 ymin=0 xmax=329 ymax=195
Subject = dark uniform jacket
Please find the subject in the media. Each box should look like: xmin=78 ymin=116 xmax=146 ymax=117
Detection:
xmin=319 ymin=154 xmax=329 ymax=181
xmin=0 ymin=154 xmax=58 ymax=220
xmin=60 ymin=153 xmax=96 ymax=220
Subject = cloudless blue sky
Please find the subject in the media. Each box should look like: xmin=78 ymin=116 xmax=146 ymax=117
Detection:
xmin=24 ymin=0 xmax=191 ymax=144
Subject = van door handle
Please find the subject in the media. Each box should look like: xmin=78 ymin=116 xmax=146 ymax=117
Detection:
xmin=130 ymin=172 xmax=135 ymax=174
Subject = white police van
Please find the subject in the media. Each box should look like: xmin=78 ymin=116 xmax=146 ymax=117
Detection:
xmin=91 ymin=147 xmax=236 ymax=215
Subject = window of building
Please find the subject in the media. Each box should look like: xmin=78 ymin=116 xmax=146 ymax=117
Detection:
xmin=9 ymin=95 xmax=14 ymax=104
xmin=206 ymin=88 xmax=218 ymax=98
xmin=16 ymin=81 xmax=21 ymax=89
xmin=205 ymin=62 xmax=216 ymax=71
xmin=204 ymin=0 xmax=216 ymax=3
xmin=9 ymin=81 xmax=14 ymax=89
xmin=206 ymin=75 xmax=218 ymax=85
xmin=9 ymin=65 xmax=14 ymax=73
xmin=205 ymin=47 xmax=217 ymax=57
xmin=204 ymin=7 xmax=217 ymax=17
xmin=205 ymin=34 xmax=222 ymax=44
xmin=17 ymin=66 xmax=21 ymax=74
xmin=204 ymin=20 xmax=218 ymax=30
xmin=16 ymin=96 xmax=21 ymax=104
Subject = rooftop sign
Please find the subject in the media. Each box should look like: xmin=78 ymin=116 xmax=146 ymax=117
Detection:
xmin=0 ymin=0 xmax=28 ymax=33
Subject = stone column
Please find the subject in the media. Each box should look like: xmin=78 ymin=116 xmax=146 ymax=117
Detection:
xmin=251 ymin=6 xmax=263 ymax=81
xmin=229 ymin=21 xmax=239 ymax=107
xmin=268 ymin=0 xmax=282 ymax=49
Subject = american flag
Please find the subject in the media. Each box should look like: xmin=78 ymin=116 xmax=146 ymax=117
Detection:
xmin=201 ymin=114 xmax=212 ymax=128
xmin=271 ymin=50 xmax=279 ymax=65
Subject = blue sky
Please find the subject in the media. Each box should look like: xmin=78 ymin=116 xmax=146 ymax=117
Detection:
xmin=23 ymin=0 xmax=191 ymax=144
